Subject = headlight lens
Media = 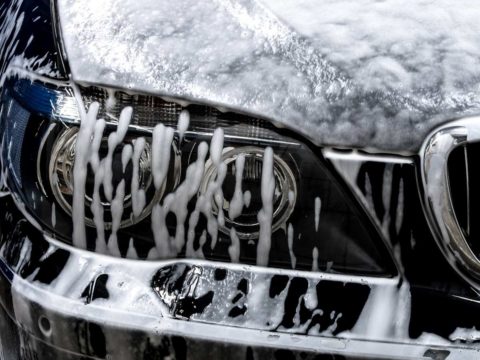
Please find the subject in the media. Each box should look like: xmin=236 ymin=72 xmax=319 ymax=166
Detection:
xmin=48 ymin=126 xmax=167 ymax=229
xmin=200 ymin=146 xmax=296 ymax=240
xmin=0 ymin=78 xmax=394 ymax=276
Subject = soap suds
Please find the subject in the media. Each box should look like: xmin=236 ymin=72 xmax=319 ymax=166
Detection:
xmin=288 ymin=190 xmax=295 ymax=205
xmin=177 ymin=109 xmax=190 ymax=142
xmin=121 ymin=144 xmax=133 ymax=173
xmin=151 ymin=141 xmax=209 ymax=256
xmin=314 ymin=196 xmax=321 ymax=232
xmin=312 ymin=246 xmax=319 ymax=271
xmin=188 ymin=130 xmax=226 ymax=251
xmin=126 ymin=237 xmax=138 ymax=259
xmin=89 ymin=119 xmax=106 ymax=171
xmin=91 ymin=163 xmax=106 ymax=253
xmin=151 ymin=203 xmax=173 ymax=258
xmin=57 ymin=0 xmax=480 ymax=152
xmin=228 ymin=153 xmax=246 ymax=220
xmin=151 ymin=123 xmax=174 ymax=190
xmin=105 ymin=89 xmax=116 ymax=111
xmin=131 ymin=137 xmax=147 ymax=218
xmin=257 ymin=147 xmax=274 ymax=266
xmin=209 ymin=128 xmax=224 ymax=166
xmin=348 ymin=281 xmax=411 ymax=340
xmin=103 ymin=107 xmax=132 ymax=202
xmin=107 ymin=180 xmax=125 ymax=257
xmin=228 ymin=228 xmax=240 ymax=263
xmin=51 ymin=202 xmax=56 ymax=228
xmin=450 ymin=327 xmax=480 ymax=343
xmin=71 ymin=102 xmax=100 ymax=249
xmin=89 ymin=118 xmax=107 ymax=252
xmin=287 ymin=223 xmax=296 ymax=269
xmin=396 ymin=178 xmax=404 ymax=235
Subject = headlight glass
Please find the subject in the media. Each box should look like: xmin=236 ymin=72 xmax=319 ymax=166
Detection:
xmin=0 ymin=78 xmax=395 ymax=276
xmin=48 ymin=126 xmax=166 ymax=229
xmin=200 ymin=146 xmax=296 ymax=240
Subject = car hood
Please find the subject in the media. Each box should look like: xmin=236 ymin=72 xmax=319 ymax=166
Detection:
xmin=56 ymin=0 xmax=480 ymax=153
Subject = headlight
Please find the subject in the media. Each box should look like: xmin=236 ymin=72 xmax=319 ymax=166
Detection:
xmin=49 ymin=126 xmax=163 ymax=229
xmin=200 ymin=146 xmax=296 ymax=240
xmin=0 ymin=78 xmax=394 ymax=276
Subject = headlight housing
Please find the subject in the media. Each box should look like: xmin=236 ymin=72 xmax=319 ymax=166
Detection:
xmin=0 ymin=77 xmax=395 ymax=276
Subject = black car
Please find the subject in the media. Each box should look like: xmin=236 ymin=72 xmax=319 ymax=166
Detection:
xmin=1 ymin=0 xmax=480 ymax=359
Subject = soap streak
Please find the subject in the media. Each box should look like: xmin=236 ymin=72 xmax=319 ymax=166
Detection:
xmin=256 ymin=147 xmax=274 ymax=266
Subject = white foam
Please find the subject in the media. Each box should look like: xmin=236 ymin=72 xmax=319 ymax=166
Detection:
xmin=131 ymin=137 xmax=146 ymax=218
xmin=312 ymin=246 xmax=319 ymax=271
xmin=314 ymin=196 xmax=321 ymax=232
xmin=107 ymin=180 xmax=125 ymax=257
xmin=72 ymin=101 xmax=100 ymax=249
xmin=304 ymin=285 xmax=318 ymax=310
xmin=349 ymin=281 xmax=411 ymax=340
xmin=126 ymin=238 xmax=138 ymax=259
xmin=147 ymin=246 xmax=160 ymax=260
xmin=257 ymin=147 xmax=274 ymax=266
xmin=228 ymin=228 xmax=240 ymax=263
xmin=186 ymin=229 xmax=207 ymax=259
xmin=89 ymin=118 xmax=107 ymax=253
xmin=105 ymin=89 xmax=116 ymax=111
xmin=121 ymin=144 xmax=133 ymax=173
xmin=91 ymin=163 xmax=106 ymax=254
xmin=57 ymin=0 xmax=480 ymax=152
xmin=199 ymin=231 xmax=207 ymax=251
xmin=364 ymin=172 xmax=374 ymax=213
xmin=228 ymin=153 xmax=245 ymax=220
xmin=188 ymin=161 xmax=227 ymax=251
xmin=396 ymin=178 xmax=404 ymax=235
xmin=190 ymin=132 xmax=227 ymax=250
xmin=103 ymin=107 xmax=132 ymax=201
xmin=151 ymin=123 xmax=174 ymax=190
xmin=380 ymin=166 xmax=393 ymax=236
xmin=450 ymin=327 xmax=480 ymax=342
xmin=288 ymin=190 xmax=295 ymax=205
xmin=209 ymin=128 xmax=224 ymax=166
xmin=177 ymin=109 xmax=190 ymax=142
xmin=1 ymin=2 xmax=60 ymax=86
xmin=152 ymin=141 xmax=209 ymax=256
xmin=287 ymin=223 xmax=296 ymax=269
xmin=89 ymin=119 xmax=106 ymax=171
xmin=151 ymin=203 xmax=173 ymax=258
xmin=194 ymin=230 xmax=207 ymax=259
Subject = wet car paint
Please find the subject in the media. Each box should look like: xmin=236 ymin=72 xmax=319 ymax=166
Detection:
xmin=2 ymin=0 xmax=480 ymax=359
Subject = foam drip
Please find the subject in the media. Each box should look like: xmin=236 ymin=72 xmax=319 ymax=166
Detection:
xmin=256 ymin=147 xmax=274 ymax=266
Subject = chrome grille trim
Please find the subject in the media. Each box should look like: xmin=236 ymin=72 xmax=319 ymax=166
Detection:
xmin=421 ymin=116 xmax=480 ymax=287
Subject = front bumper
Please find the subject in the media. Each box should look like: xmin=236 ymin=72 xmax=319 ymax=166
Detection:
xmin=0 ymin=195 xmax=478 ymax=360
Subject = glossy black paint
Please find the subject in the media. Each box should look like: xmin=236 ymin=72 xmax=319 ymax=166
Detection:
xmin=0 ymin=185 xmax=479 ymax=358
xmin=0 ymin=198 xmax=383 ymax=358
xmin=0 ymin=0 xmax=64 ymax=78
xmin=354 ymin=160 xmax=480 ymax=339
xmin=81 ymin=274 xmax=109 ymax=304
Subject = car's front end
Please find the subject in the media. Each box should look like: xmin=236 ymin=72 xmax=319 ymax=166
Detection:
xmin=2 ymin=0 xmax=480 ymax=359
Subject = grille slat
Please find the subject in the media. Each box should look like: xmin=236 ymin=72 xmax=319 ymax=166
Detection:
xmin=448 ymin=143 xmax=480 ymax=255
